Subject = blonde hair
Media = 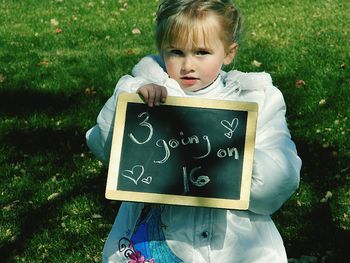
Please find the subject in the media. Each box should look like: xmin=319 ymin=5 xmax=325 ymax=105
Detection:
xmin=156 ymin=0 xmax=242 ymax=51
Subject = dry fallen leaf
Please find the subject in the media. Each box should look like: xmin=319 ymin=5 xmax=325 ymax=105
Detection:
xmin=39 ymin=60 xmax=50 ymax=67
xmin=0 ymin=74 xmax=6 ymax=83
xmin=295 ymin=79 xmax=306 ymax=88
xmin=6 ymin=228 xmax=12 ymax=237
xmin=252 ymin=59 xmax=262 ymax=67
xmin=85 ymin=87 xmax=96 ymax=96
xmin=55 ymin=28 xmax=62 ymax=34
xmin=319 ymin=99 xmax=327 ymax=105
xmin=47 ymin=192 xmax=60 ymax=200
xmin=320 ymin=191 xmax=332 ymax=203
xmin=91 ymin=214 xmax=103 ymax=219
xmin=50 ymin=18 xmax=59 ymax=26
xmin=3 ymin=203 xmax=15 ymax=212
xmin=322 ymin=143 xmax=330 ymax=148
xmin=127 ymin=49 xmax=135 ymax=55
xmin=132 ymin=28 xmax=141 ymax=35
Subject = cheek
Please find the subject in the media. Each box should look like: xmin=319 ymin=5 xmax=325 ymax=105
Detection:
xmin=203 ymin=61 xmax=222 ymax=79
xmin=164 ymin=59 xmax=178 ymax=79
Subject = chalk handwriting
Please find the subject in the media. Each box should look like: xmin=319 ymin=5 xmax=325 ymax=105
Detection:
xmin=129 ymin=112 xmax=153 ymax=144
xmin=182 ymin=167 xmax=190 ymax=194
xmin=153 ymin=133 xmax=212 ymax=164
xmin=193 ymin=135 xmax=211 ymax=159
xmin=180 ymin=131 xmax=199 ymax=145
xmin=124 ymin=112 xmax=242 ymax=190
xmin=217 ymin=147 xmax=239 ymax=159
xmin=189 ymin=166 xmax=210 ymax=187
xmin=154 ymin=139 xmax=170 ymax=164
xmin=141 ymin=176 xmax=152 ymax=185
xmin=221 ymin=118 xmax=239 ymax=139
xmin=182 ymin=166 xmax=210 ymax=193
xmin=121 ymin=165 xmax=144 ymax=185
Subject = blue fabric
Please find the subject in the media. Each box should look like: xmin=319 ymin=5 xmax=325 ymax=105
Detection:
xmin=131 ymin=222 xmax=152 ymax=259
xmin=131 ymin=207 xmax=182 ymax=262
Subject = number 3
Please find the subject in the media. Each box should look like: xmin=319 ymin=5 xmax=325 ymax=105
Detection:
xmin=128 ymin=112 xmax=153 ymax=145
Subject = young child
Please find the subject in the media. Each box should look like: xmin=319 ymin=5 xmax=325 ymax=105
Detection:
xmin=86 ymin=0 xmax=302 ymax=262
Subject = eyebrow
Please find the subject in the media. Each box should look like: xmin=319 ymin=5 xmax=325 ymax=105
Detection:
xmin=168 ymin=45 xmax=213 ymax=52
xmin=196 ymin=46 xmax=213 ymax=51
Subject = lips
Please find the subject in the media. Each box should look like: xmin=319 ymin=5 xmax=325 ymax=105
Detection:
xmin=180 ymin=76 xmax=199 ymax=86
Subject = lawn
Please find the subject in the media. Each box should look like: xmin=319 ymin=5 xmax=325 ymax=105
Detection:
xmin=0 ymin=0 xmax=349 ymax=262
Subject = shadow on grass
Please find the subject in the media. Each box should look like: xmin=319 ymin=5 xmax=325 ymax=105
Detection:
xmin=0 ymin=88 xmax=118 ymax=261
xmin=0 ymin=126 xmax=118 ymax=262
xmin=242 ymin=38 xmax=349 ymax=261
xmin=231 ymin=55 xmax=347 ymax=260
xmin=0 ymin=168 xmax=120 ymax=262
xmin=2 ymin=127 xmax=85 ymax=157
xmin=276 ymin=137 xmax=350 ymax=261
xmin=0 ymin=85 xmax=111 ymax=122
xmin=0 ymin=88 xmax=81 ymax=117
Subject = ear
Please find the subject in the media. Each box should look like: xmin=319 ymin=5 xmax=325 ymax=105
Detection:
xmin=223 ymin=43 xmax=238 ymax=65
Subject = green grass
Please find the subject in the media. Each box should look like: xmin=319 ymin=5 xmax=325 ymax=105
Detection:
xmin=0 ymin=0 xmax=349 ymax=262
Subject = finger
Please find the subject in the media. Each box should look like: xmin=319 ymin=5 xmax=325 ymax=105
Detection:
xmin=137 ymin=88 xmax=149 ymax=104
xmin=160 ymin=86 xmax=167 ymax=103
xmin=147 ymin=86 xmax=156 ymax=107
xmin=154 ymin=86 xmax=162 ymax=106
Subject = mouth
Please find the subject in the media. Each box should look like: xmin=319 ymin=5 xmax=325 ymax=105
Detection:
xmin=180 ymin=76 xmax=199 ymax=86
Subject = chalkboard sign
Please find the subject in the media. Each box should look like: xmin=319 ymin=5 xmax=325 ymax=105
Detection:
xmin=106 ymin=93 xmax=258 ymax=210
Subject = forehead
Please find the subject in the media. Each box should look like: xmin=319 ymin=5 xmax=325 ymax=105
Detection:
xmin=161 ymin=14 xmax=224 ymax=50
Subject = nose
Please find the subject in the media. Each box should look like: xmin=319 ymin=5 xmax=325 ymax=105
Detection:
xmin=181 ymin=56 xmax=195 ymax=73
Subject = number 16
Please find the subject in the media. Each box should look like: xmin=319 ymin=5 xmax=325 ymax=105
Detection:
xmin=182 ymin=166 xmax=210 ymax=194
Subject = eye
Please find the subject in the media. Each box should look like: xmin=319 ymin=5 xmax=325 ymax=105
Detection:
xmin=196 ymin=50 xmax=210 ymax=56
xmin=169 ymin=49 xmax=183 ymax=56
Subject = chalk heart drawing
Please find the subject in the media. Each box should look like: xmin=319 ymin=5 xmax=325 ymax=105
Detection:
xmin=141 ymin=176 xmax=152 ymax=185
xmin=221 ymin=118 xmax=239 ymax=139
xmin=121 ymin=165 xmax=144 ymax=185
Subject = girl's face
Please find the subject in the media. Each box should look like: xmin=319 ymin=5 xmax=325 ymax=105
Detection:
xmin=162 ymin=16 xmax=237 ymax=92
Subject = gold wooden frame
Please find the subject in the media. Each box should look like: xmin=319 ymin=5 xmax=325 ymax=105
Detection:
xmin=106 ymin=93 xmax=258 ymax=210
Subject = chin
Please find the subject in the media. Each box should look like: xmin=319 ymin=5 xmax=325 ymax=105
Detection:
xmin=181 ymin=85 xmax=204 ymax=92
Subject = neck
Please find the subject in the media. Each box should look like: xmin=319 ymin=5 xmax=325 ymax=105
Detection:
xmin=193 ymin=74 xmax=220 ymax=92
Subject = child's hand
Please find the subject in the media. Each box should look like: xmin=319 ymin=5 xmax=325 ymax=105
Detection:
xmin=137 ymin=84 xmax=167 ymax=107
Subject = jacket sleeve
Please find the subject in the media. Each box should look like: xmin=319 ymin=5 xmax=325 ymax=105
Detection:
xmin=248 ymin=84 xmax=302 ymax=215
xmin=85 ymin=75 xmax=153 ymax=165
